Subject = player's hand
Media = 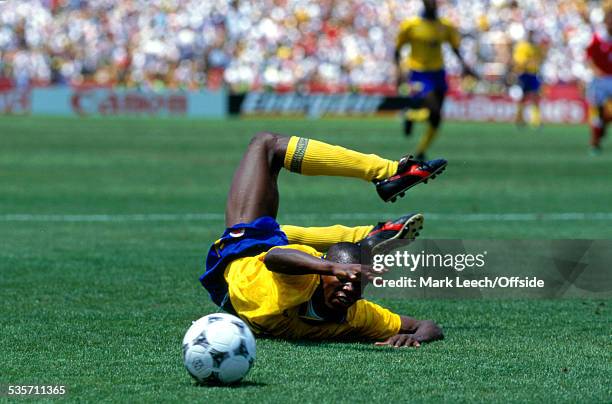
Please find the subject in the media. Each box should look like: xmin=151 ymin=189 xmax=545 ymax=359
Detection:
xmin=462 ymin=65 xmax=478 ymax=79
xmin=331 ymin=263 xmax=384 ymax=283
xmin=375 ymin=334 xmax=422 ymax=348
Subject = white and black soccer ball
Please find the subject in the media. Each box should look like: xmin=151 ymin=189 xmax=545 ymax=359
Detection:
xmin=182 ymin=313 xmax=256 ymax=385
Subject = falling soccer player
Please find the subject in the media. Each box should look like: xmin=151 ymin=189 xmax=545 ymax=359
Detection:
xmin=585 ymin=7 xmax=612 ymax=155
xmin=199 ymin=133 xmax=446 ymax=346
xmin=395 ymin=0 xmax=476 ymax=161
xmin=512 ymin=30 xmax=546 ymax=128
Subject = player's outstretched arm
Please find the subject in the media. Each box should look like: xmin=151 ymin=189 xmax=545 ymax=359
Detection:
xmin=264 ymin=248 xmax=380 ymax=282
xmin=452 ymin=47 xmax=478 ymax=78
xmin=375 ymin=315 xmax=443 ymax=348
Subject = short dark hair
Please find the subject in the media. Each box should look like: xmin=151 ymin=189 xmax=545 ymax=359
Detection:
xmin=326 ymin=242 xmax=361 ymax=264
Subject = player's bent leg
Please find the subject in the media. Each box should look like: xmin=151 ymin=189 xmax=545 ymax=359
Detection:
xmin=225 ymin=132 xmax=289 ymax=227
xmin=531 ymin=94 xmax=542 ymax=127
xmin=586 ymin=79 xmax=611 ymax=154
xmin=281 ymin=224 xmax=373 ymax=252
xmin=228 ymin=132 xmax=448 ymax=213
xmin=516 ymin=98 xmax=527 ymax=126
xmin=428 ymin=91 xmax=444 ymax=129
xmin=403 ymin=109 xmax=414 ymax=137
xmin=227 ymin=131 xmax=405 ymax=227
xmin=415 ymin=91 xmax=443 ymax=161
xmin=402 ymin=100 xmax=430 ymax=137
xmin=589 ymin=104 xmax=605 ymax=155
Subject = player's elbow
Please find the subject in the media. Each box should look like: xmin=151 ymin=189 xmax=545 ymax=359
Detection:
xmin=262 ymin=248 xmax=295 ymax=274
xmin=263 ymin=249 xmax=281 ymax=271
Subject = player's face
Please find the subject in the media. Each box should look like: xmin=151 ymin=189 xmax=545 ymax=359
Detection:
xmin=423 ymin=0 xmax=437 ymax=15
xmin=321 ymin=275 xmax=361 ymax=311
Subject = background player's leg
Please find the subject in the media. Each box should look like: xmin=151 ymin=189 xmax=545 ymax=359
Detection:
xmin=225 ymin=133 xmax=289 ymax=227
xmin=587 ymin=79 xmax=607 ymax=154
xmin=590 ymin=105 xmax=606 ymax=151
xmin=281 ymin=224 xmax=373 ymax=251
xmin=415 ymin=91 xmax=444 ymax=160
xmin=516 ymin=96 xmax=527 ymax=126
xmin=531 ymin=93 xmax=542 ymax=127
xmin=401 ymin=96 xmax=428 ymax=137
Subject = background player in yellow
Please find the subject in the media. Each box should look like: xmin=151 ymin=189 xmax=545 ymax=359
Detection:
xmin=511 ymin=30 xmax=546 ymax=128
xmin=395 ymin=0 xmax=476 ymax=161
xmin=199 ymin=132 xmax=445 ymax=346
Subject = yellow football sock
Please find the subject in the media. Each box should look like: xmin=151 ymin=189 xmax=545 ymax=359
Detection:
xmin=284 ymin=137 xmax=398 ymax=181
xmin=406 ymin=108 xmax=430 ymax=122
xmin=530 ymin=104 xmax=541 ymax=127
xmin=416 ymin=125 xmax=438 ymax=155
xmin=589 ymin=105 xmax=601 ymax=127
xmin=281 ymin=224 xmax=373 ymax=251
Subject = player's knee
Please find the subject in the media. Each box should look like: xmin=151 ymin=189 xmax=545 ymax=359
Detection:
xmin=429 ymin=109 xmax=442 ymax=128
xmin=250 ymin=132 xmax=278 ymax=149
xmin=249 ymin=132 xmax=288 ymax=163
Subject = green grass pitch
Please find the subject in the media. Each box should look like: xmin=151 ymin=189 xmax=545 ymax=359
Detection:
xmin=1 ymin=116 xmax=610 ymax=402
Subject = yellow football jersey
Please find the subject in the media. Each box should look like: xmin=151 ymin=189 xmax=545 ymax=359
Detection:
xmin=397 ymin=16 xmax=461 ymax=72
xmin=513 ymin=41 xmax=544 ymax=74
xmin=224 ymin=244 xmax=401 ymax=340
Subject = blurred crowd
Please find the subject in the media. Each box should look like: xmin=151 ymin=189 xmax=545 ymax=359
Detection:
xmin=0 ymin=0 xmax=607 ymax=92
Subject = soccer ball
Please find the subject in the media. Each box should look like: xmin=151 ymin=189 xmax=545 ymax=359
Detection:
xmin=182 ymin=313 xmax=256 ymax=385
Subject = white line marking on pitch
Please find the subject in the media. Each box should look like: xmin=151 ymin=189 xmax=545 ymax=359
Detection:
xmin=1 ymin=212 xmax=612 ymax=223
